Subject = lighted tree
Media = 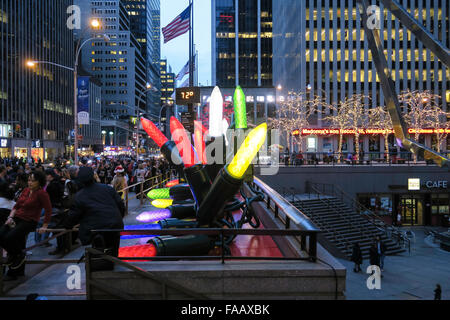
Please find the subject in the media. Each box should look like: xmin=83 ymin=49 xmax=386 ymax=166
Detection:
xmin=369 ymin=106 xmax=393 ymax=162
xmin=421 ymin=96 xmax=450 ymax=153
xmin=269 ymin=91 xmax=325 ymax=153
xmin=399 ymin=90 xmax=445 ymax=161
xmin=323 ymin=103 xmax=347 ymax=163
xmin=325 ymin=94 xmax=370 ymax=162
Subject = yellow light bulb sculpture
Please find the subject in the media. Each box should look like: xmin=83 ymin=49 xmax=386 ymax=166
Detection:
xmin=197 ymin=123 xmax=267 ymax=226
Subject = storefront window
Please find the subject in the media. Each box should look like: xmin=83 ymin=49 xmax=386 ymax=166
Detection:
xmin=369 ymin=136 xmax=380 ymax=152
xmin=358 ymin=194 xmax=392 ymax=216
xmin=431 ymin=194 xmax=449 ymax=214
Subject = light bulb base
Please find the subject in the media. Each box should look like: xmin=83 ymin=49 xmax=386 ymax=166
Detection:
xmin=196 ymin=167 xmax=243 ymax=227
xmin=149 ymin=235 xmax=214 ymax=256
xmin=168 ymin=204 xmax=197 ymax=220
xmin=158 ymin=218 xmax=198 ymax=229
xmin=161 ymin=140 xmax=185 ymax=178
xmin=169 ymin=183 xmax=194 ymax=201
xmin=184 ymin=164 xmax=212 ymax=208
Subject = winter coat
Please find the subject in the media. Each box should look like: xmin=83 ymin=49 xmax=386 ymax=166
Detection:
xmin=63 ymin=183 xmax=124 ymax=245
xmin=351 ymin=244 xmax=363 ymax=264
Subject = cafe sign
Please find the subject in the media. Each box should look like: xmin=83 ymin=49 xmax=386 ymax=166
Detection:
xmin=425 ymin=181 xmax=448 ymax=189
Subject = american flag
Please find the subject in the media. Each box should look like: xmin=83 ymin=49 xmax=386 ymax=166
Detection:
xmin=175 ymin=57 xmax=196 ymax=81
xmin=162 ymin=5 xmax=191 ymax=44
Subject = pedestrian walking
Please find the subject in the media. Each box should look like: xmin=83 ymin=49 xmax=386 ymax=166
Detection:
xmin=369 ymin=241 xmax=380 ymax=268
xmin=111 ymin=166 xmax=127 ymax=199
xmin=434 ymin=284 xmax=442 ymax=300
xmin=351 ymin=242 xmax=363 ymax=273
xmin=376 ymin=236 xmax=387 ymax=271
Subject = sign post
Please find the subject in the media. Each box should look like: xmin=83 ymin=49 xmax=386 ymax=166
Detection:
xmin=176 ymin=87 xmax=200 ymax=134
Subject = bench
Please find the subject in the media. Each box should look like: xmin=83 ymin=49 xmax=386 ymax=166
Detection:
xmin=435 ymin=233 xmax=450 ymax=252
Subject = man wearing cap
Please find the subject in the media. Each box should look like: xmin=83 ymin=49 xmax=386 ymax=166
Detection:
xmin=62 ymin=167 xmax=125 ymax=266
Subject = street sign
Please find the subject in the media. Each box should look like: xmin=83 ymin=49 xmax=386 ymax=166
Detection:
xmin=181 ymin=111 xmax=195 ymax=133
xmin=176 ymin=87 xmax=200 ymax=105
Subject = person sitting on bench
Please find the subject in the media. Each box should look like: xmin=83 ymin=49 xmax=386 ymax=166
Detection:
xmin=0 ymin=171 xmax=52 ymax=279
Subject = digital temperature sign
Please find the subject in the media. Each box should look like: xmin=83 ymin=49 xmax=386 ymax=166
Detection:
xmin=176 ymin=87 xmax=200 ymax=105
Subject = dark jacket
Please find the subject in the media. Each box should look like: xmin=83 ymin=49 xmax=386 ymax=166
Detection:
xmin=369 ymin=245 xmax=380 ymax=266
xmin=46 ymin=178 xmax=64 ymax=209
xmin=63 ymin=183 xmax=125 ymax=245
xmin=351 ymin=244 xmax=363 ymax=264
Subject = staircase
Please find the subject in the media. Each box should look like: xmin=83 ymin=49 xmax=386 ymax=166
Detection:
xmin=291 ymin=196 xmax=405 ymax=260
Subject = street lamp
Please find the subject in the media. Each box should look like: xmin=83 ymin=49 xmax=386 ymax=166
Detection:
xmin=101 ymin=130 xmax=107 ymax=145
xmin=135 ymin=83 xmax=154 ymax=159
xmin=109 ymin=131 xmax=114 ymax=146
xmin=26 ymin=21 xmax=109 ymax=164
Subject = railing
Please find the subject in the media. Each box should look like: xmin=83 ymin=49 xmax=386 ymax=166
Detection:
xmin=307 ymin=181 xmax=411 ymax=253
xmin=278 ymin=151 xmax=446 ymax=167
xmin=248 ymin=177 xmax=321 ymax=260
xmin=0 ymin=172 xmax=177 ymax=296
xmin=85 ymin=227 xmax=320 ymax=300
xmin=308 ymin=185 xmax=381 ymax=244
xmin=119 ymin=170 xmax=177 ymax=215
xmin=291 ymin=194 xmax=354 ymax=257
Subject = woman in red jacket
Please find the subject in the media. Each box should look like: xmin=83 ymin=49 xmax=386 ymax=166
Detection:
xmin=0 ymin=170 xmax=52 ymax=273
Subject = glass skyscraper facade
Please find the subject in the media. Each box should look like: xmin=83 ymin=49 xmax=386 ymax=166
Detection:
xmin=272 ymin=0 xmax=449 ymax=154
xmin=273 ymin=0 xmax=449 ymax=115
xmin=0 ymin=0 xmax=74 ymax=159
xmin=212 ymin=0 xmax=272 ymax=88
xmin=124 ymin=0 xmax=161 ymax=120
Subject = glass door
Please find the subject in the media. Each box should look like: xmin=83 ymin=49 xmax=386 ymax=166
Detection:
xmin=400 ymin=197 xmax=418 ymax=226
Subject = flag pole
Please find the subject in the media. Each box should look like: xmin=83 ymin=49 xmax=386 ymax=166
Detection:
xmin=189 ymin=0 xmax=194 ymax=87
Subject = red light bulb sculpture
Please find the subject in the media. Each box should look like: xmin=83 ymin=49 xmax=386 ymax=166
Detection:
xmin=170 ymin=116 xmax=213 ymax=210
xmin=140 ymin=117 xmax=185 ymax=180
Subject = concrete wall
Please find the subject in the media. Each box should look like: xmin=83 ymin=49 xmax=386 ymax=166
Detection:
xmin=256 ymin=166 xmax=450 ymax=197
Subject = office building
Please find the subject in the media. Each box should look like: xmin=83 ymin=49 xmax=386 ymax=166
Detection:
xmin=211 ymin=0 xmax=273 ymax=88
xmin=0 ymin=0 xmax=74 ymax=160
xmin=160 ymin=60 xmax=175 ymax=106
xmin=124 ymin=0 xmax=161 ymax=120
xmin=272 ymin=0 xmax=450 ymax=154
xmin=75 ymin=0 xmax=147 ymax=147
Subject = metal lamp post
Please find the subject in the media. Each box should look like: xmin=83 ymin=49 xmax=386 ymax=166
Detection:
xmin=135 ymin=83 xmax=153 ymax=160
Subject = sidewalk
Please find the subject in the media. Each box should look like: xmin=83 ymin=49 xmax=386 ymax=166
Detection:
xmin=339 ymin=226 xmax=450 ymax=300
xmin=2 ymin=197 xmax=449 ymax=300
xmin=0 ymin=193 xmax=150 ymax=300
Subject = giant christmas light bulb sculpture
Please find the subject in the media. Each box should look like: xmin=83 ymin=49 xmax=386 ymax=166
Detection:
xmin=233 ymin=86 xmax=247 ymax=129
xmin=206 ymin=86 xmax=227 ymax=181
xmin=209 ymin=86 xmax=224 ymax=138
xmin=140 ymin=117 xmax=184 ymax=178
xmin=170 ymin=116 xmax=199 ymax=168
xmin=194 ymin=120 xmax=207 ymax=165
xmin=197 ymin=123 xmax=267 ymax=226
xmin=147 ymin=188 xmax=171 ymax=200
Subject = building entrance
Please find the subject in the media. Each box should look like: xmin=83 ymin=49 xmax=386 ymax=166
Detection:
xmin=399 ymin=196 xmax=423 ymax=226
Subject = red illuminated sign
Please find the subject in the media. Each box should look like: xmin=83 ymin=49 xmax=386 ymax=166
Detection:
xmin=294 ymin=128 xmax=450 ymax=136
xmin=220 ymin=14 xmax=234 ymax=24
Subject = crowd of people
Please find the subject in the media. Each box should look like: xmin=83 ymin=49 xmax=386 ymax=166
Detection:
xmin=0 ymin=155 xmax=172 ymax=281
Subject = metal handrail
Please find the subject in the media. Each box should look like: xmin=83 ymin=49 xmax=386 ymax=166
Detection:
xmin=309 ymin=181 xmax=411 ymax=250
xmin=291 ymin=195 xmax=353 ymax=256
xmin=309 ymin=185 xmax=380 ymax=242
xmin=251 ymin=177 xmax=320 ymax=232
xmin=248 ymin=177 xmax=321 ymax=260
